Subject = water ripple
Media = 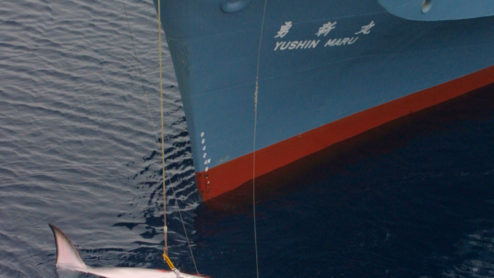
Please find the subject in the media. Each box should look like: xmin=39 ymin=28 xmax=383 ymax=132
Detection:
xmin=1 ymin=0 xmax=199 ymax=276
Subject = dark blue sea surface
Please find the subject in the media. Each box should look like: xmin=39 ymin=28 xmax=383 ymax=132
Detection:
xmin=2 ymin=1 xmax=494 ymax=277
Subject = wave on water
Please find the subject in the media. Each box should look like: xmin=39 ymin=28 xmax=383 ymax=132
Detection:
xmin=0 ymin=0 xmax=200 ymax=276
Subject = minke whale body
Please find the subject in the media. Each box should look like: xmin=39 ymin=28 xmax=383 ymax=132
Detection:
xmin=49 ymin=224 xmax=208 ymax=278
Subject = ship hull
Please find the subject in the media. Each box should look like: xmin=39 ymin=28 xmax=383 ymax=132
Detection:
xmin=155 ymin=0 xmax=494 ymax=201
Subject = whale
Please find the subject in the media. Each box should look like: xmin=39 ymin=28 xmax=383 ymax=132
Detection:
xmin=49 ymin=224 xmax=208 ymax=278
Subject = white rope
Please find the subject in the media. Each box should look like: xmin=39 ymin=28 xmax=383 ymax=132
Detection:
xmin=167 ymin=185 xmax=199 ymax=273
xmin=252 ymin=0 xmax=269 ymax=277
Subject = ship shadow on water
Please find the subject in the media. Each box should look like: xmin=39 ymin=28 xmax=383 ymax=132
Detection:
xmin=195 ymin=83 xmax=494 ymax=277
xmin=204 ymin=83 xmax=494 ymax=213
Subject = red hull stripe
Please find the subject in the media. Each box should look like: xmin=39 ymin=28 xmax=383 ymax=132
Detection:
xmin=196 ymin=65 xmax=494 ymax=201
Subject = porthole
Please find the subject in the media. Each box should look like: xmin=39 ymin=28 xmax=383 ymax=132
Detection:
xmin=422 ymin=0 xmax=432 ymax=13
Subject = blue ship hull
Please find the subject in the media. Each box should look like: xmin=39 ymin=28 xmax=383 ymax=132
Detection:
xmin=155 ymin=0 xmax=494 ymax=200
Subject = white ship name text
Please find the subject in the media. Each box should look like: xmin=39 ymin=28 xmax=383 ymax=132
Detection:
xmin=324 ymin=36 xmax=359 ymax=47
xmin=274 ymin=40 xmax=320 ymax=51
xmin=272 ymin=20 xmax=375 ymax=52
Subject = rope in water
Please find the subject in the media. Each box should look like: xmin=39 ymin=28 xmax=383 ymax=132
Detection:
xmin=156 ymin=0 xmax=170 ymax=263
xmin=252 ymin=0 xmax=269 ymax=277
xmin=121 ymin=0 xmax=198 ymax=272
xmin=156 ymin=1 xmax=198 ymax=273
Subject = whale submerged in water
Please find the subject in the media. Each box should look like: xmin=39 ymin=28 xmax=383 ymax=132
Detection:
xmin=49 ymin=224 xmax=208 ymax=278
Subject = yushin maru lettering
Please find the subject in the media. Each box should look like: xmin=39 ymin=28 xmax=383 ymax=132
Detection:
xmin=274 ymin=21 xmax=293 ymax=38
xmin=273 ymin=20 xmax=374 ymax=52
xmin=324 ymin=37 xmax=359 ymax=47
xmin=274 ymin=40 xmax=320 ymax=51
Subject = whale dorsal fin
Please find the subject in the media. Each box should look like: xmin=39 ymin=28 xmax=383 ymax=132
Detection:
xmin=49 ymin=224 xmax=87 ymax=271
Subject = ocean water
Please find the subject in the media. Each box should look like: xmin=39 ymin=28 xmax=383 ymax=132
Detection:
xmin=2 ymin=1 xmax=494 ymax=278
